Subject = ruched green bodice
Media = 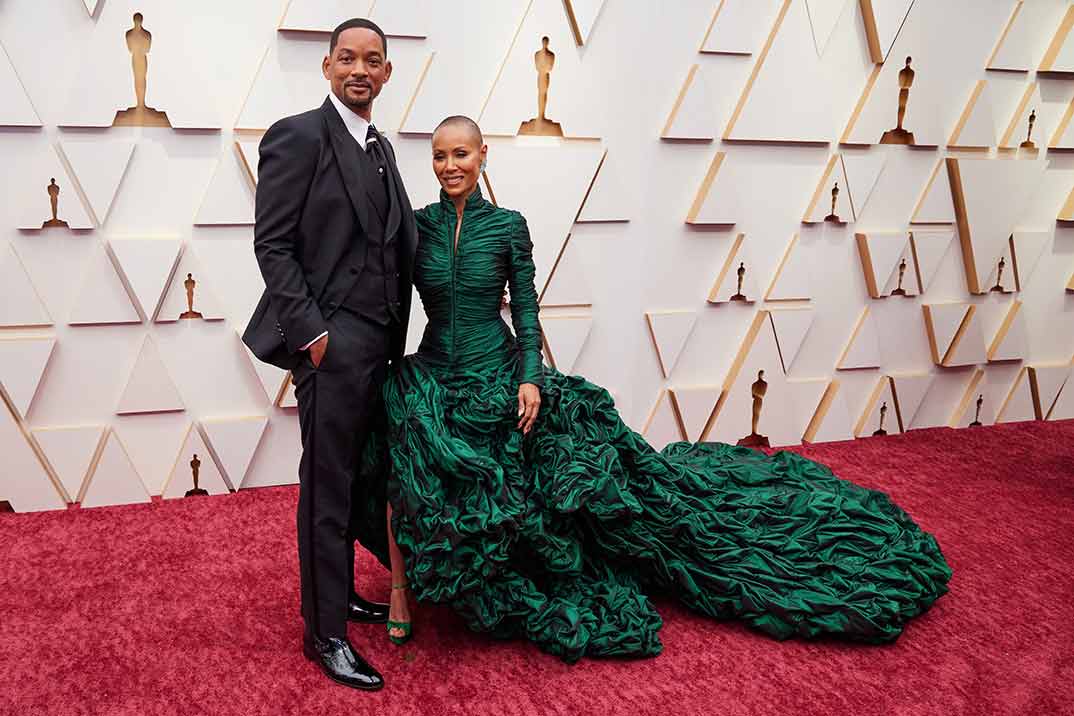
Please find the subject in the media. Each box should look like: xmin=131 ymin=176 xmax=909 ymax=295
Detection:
xmin=411 ymin=187 xmax=543 ymax=386
xmin=376 ymin=188 xmax=951 ymax=662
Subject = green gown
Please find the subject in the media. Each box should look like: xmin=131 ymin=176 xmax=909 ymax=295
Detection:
xmin=379 ymin=186 xmax=951 ymax=663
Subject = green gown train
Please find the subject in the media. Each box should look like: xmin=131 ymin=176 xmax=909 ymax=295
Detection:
xmin=369 ymin=187 xmax=951 ymax=663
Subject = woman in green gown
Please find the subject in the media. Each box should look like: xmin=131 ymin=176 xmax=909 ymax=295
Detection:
xmin=378 ymin=116 xmax=951 ymax=662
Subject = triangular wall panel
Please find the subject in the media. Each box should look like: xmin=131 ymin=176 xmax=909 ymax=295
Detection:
xmin=161 ymin=424 xmax=230 ymax=499
xmin=80 ymin=429 xmax=151 ymax=508
xmin=0 ymin=39 xmax=41 ymax=126
xmin=109 ymin=238 xmax=182 ymax=322
xmin=32 ymin=425 xmax=104 ymax=502
xmin=802 ymin=155 xmax=852 ymax=224
xmin=57 ymin=139 xmax=136 ymax=226
xmin=669 ymin=386 xmax=721 ymax=442
xmin=67 ymin=243 xmax=141 ymax=326
xmin=156 ymin=245 xmax=227 ymax=323
xmin=910 ymin=230 xmax=956 ymax=294
xmin=662 ymin=65 xmax=717 ymax=140
xmin=769 ymin=308 xmax=815 ymax=374
xmin=0 ymin=337 xmax=55 ymax=418
xmin=14 ymin=145 xmax=94 ymax=230
xmin=576 ymin=150 xmax=631 ymax=223
xmin=115 ymin=335 xmax=185 ymax=415
xmin=0 ymin=399 xmax=65 ymax=512
xmin=542 ymin=315 xmax=592 ymax=374
xmin=200 ymin=416 xmax=269 ymax=491
xmin=947 ymin=157 xmax=1046 ymax=294
xmin=765 ymin=234 xmax=812 ymax=301
xmin=708 ymin=234 xmax=760 ymax=303
xmin=194 ymin=144 xmax=255 ymax=226
xmin=645 ymin=311 xmax=698 ymax=379
xmin=484 ymin=142 xmax=605 ymax=295
xmin=948 ymin=80 xmax=996 ymax=149
xmin=700 ymin=0 xmax=783 ymax=55
xmin=837 ymin=307 xmax=882 ymax=370
xmin=910 ymin=160 xmax=955 ymax=224
xmin=642 ymin=389 xmax=685 ymax=451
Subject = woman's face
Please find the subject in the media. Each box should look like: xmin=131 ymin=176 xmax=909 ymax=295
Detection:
xmin=431 ymin=125 xmax=487 ymax=200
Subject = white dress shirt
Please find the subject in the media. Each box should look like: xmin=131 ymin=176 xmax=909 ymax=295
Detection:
xmin=300 ymin=94 xmax=375 ymax=351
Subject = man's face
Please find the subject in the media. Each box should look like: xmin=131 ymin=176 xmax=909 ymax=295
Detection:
xmin=323 ymin=28 xmax=391 ymax=116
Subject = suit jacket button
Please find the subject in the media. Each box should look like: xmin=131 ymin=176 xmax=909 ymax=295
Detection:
xmin=327 ymin=301 xmax=337 ymax=310
xmin=350 ymin=267 xmax=358 ymax=275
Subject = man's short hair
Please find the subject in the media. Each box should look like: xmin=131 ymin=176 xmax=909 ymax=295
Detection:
xmin=329 ymin=18 xmax=387 ymax=56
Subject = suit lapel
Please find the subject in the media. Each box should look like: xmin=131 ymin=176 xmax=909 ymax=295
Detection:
xmin=376 ymin=133 xmax=417 ymax=267
xmin=370 ymin=127 xmax=402 ymax=241
xmin=321 ymin=98 xmax=370 ymax=235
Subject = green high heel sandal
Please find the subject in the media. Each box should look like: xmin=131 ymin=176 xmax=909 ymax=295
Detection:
xmin=387 ymin=583 xmax=412 ymax=646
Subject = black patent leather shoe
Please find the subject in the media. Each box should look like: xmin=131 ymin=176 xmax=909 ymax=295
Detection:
xmin=348 ymin=593 xmax=389 ymax=624
xmin=302 ymin=635 xmax=384 ymax=691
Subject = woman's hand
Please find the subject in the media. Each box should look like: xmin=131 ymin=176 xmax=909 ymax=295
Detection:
xmin=517 ymin=383 xmax=541 ymax=435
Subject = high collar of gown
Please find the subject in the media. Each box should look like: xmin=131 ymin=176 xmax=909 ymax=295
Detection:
xmin=439 ymin=184 xmax=490 ymax=217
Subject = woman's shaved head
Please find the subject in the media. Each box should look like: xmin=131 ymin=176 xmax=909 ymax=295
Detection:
xmin=433 ymin=115 xmax=483 ymax=146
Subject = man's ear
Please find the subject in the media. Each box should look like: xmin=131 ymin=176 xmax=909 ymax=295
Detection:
xmin=383 ymin=59 xmax=393 ymax=83
xmin=322 ymin=54 xmax=331 ymax=81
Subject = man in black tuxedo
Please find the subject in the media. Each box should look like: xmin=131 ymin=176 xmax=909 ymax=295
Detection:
xmin=242 ymin=18 xmax=416 ymax=691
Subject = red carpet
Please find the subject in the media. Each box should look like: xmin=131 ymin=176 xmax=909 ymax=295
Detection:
xmin=3 ymin=421 xmax=1073 ymax=716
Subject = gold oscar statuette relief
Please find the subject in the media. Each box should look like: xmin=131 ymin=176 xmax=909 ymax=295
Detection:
xmin=1019 ymin=109 xmax=1037 ymax=150
xmin=729 ymin=262 xmax=748 ymax=302
xmin=518 ymin=37 xmax=564 ymax=137
xmin=184 ymin=453 xmax=208 ymax=497
xmin=880 ymin=57 xmax=916 ymax=145
xmin=180 ymin=273 xmax=204 ymax=320
xmin=890 ymin=257 xmax=909 ymax=296
xmin=737 ymin=370 xmax=771 ymax=448
xmin=824 ymin=181 xmax=844 ymax=224
xmin=42 ymin=178 xmax=70 ymax=228
xmin=969 ymin=394 xmax=984 ymax=427
xmin=990 ymin=256 xmax=1006 ymax=293
xmin=113 ymin=13 xmax=171 ymax=127
xmin=872 ymin=401 xmax=888 ymax=436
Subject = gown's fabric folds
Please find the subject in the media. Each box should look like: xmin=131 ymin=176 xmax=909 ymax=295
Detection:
xmin=377 ymin=188 xmax=951 ymax=662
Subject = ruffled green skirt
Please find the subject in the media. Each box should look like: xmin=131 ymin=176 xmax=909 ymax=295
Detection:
xmin=381 ymin=358 xmax=951 ymax=662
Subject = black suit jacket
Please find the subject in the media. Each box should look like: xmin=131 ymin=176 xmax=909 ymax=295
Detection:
xmin=242 ymin=97 xmax=418 ymax=371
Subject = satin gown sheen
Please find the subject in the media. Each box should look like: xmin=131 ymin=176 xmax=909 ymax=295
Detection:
xmin=377 ymin=187 xmax=951 ymax=662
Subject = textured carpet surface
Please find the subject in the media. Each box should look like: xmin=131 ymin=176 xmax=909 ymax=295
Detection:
xmin=2 ymin=421 xmax=1073 ymax=716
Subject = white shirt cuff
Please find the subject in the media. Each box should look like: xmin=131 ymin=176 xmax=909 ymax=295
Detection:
xmin=300 ymin=331 xmax=328 ymax=351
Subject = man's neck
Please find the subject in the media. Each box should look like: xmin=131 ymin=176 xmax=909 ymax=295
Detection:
xmin=331 ymin=90 xmax=372 ymax=122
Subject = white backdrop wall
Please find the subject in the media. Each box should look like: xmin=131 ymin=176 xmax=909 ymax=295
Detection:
xmin=2 ymin=0 xmax=1074 ymax=512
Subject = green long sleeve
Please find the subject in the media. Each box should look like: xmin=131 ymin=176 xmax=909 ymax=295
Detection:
xmin=507 ymin=214 xmax=544 ymax=387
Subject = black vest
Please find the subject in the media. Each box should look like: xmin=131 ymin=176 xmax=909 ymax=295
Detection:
xmin=342 ymin=138 xmax=402 ymax=324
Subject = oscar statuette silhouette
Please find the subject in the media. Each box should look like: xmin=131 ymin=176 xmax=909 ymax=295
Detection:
xmin=42 ymin=178 xmax=69 ymax=228
xmin=872 ymin=401 xmax=888 ymax=436
xmin=729 ymin=262 xmax=748 ymax=302
xmin=891 ymin=258 xmax=909 ymax=296
xmin=113 ymin=13 xmax=170 ymax=127
xmin=184 ymin=454 xmax=208 ymax=497
xmin=518 ymin=37 xmax=564 ymax=136
xmin=969 ymin=394 xmax=984 ymax=427
xmin=1020 ymin=109 xmax=1037 ymax=150
xmin=880 ymin=57 xmax=916 ymax=145
xmin=824 ymin=181 xmax=843 ymax=223
xmin=737 ymin=370 xmax=770 ymax=448
xmin=990 ymin=256 xmax=1006 ymax=293
xmin=179 ymin=273 xmax=204 ymax=320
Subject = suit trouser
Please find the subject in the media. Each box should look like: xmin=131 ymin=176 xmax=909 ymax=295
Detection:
xmin=292 ymin=308 xmax=391 ymax=639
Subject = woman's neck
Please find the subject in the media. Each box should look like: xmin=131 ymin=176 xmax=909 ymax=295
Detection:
xmin=451 ymin=184 xmax=479 ymax=217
